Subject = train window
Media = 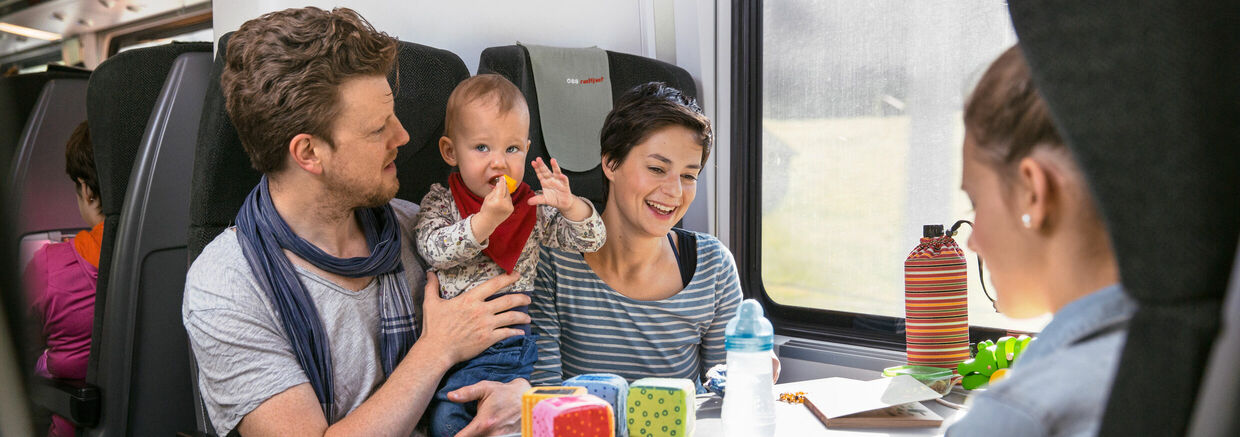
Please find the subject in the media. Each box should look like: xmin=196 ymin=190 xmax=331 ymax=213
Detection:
xmin=739 ymin=0 xmax=1049 ymax=339
xmin=107 ymin=12 xmax=211 ymax=56
xmin=116 ymin=27 xmax=213 ymax=53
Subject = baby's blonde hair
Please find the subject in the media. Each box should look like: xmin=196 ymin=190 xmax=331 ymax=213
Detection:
xmin=443 ymin=74 xmax=528 ymax=137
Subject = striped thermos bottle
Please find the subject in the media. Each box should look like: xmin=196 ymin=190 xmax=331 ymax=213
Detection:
xmin=904 ymin=224 xmax=970 ymax=371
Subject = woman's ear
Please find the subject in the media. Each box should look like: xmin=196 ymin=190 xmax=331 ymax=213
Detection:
xmin=439 ymin=136 xmax=458 ymax=166
xmin=1017 ymin=156 xmax=1052 ymax=230
xmin=601 ymin=156 xmax=617 ymax=181
xmin=289 ymin=133 xmax=322 ymax=174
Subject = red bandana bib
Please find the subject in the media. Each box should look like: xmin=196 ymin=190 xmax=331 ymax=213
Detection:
xmin=448 ymin=172 xmax=537 ymax=273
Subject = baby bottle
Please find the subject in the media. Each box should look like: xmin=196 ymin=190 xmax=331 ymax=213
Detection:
xmin=721 ymin=299 xmax=776 ymax=436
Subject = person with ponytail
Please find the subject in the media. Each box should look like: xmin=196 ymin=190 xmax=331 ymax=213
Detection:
xmin=946 ymin=45 xmax=1132 ymax=437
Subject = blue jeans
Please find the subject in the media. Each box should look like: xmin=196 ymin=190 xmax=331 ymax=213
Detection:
xmin=429 ymin=333 xmax=536 ymax=437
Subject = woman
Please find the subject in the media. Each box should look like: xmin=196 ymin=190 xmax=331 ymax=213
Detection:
xmin=24 ymin=121 xmax=103 ymax=437
xmin=530 ymin=82 xmax=764 ymax=388
xmin=946 ymin=46 xmax=1133 ymax=436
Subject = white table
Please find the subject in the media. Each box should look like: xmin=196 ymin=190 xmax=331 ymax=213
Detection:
xmin=691 ymin=378 xmax=964 ymax=437
xmin=501 ymin=378 xmax=966 ymax=436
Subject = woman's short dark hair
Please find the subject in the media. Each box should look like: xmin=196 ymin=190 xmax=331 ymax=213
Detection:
xmin=64 ymin=121 xmax=99 ymax=200
xmin=599 ymin=82 xmax=712 ymax=203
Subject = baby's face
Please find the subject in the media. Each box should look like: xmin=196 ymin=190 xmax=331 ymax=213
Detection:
xmin=444 ymin=100 xmax=530 ymax=197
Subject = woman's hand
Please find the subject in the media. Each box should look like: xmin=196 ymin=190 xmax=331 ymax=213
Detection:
xmin=418 ymin=272 xmax=529 ymax=365
xmin=449 ymin=378 xmax=530 ymax=436
xmin=528 ymin=158 xmax=591 ymax=221
xmin=771 ymin=351 xmax=782 ymax=383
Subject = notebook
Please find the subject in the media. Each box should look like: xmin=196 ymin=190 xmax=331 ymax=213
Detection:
xmin=789 ymin=376 xmax=945 ymax=429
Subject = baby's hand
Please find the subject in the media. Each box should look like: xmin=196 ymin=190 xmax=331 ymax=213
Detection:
xmin=528 ymin=157 xmax=577 ymax=212
xmin=476 ymin=179 xmax=513 ymax=236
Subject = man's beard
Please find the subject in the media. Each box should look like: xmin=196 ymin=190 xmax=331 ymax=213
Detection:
xmin=322 ymin=168 xmax=398 ymax=210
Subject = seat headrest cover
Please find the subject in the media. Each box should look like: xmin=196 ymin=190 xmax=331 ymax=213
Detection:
xmin=519 ymin=43 xmax=612 ymax=172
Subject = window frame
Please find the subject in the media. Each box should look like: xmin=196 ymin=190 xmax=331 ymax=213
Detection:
xmin=728 ymin=0 xmax=1016 ymax=351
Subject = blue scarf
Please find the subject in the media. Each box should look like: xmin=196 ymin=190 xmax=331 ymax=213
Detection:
xmin=235 ymin=176 xmax=418 ymax=419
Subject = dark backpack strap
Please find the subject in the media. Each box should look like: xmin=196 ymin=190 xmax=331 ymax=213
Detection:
xmin=671 ymin=228 xmax=698 ymax=287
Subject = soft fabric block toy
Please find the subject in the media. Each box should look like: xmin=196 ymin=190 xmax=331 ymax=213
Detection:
xmin=626 ymin=378 xmax=695 ymax=437
xmin=522 ymin=386 xmax=587 ymax=437
xmin=564 ymin=373 xmax=628 ymax=436
xmin=531 ymin=394 xmax=614 ymax=437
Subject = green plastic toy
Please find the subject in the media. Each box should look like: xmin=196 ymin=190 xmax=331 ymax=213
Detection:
xmin=957 ymin=335 xmax=1033 ymax=390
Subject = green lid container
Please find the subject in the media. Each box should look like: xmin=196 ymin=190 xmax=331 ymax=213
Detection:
xmin=882 ymin=365 xmax=956 ymax=395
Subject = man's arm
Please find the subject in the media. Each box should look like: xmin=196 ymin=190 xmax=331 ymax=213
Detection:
xmin=238 ymin=272 xmax=530 ymax=437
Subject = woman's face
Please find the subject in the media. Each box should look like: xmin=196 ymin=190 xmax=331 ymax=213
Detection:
xmin=602 ymin=125 xmax=703 ymax=239
xmin=961 ymin=135 xmax=1047 ymax=318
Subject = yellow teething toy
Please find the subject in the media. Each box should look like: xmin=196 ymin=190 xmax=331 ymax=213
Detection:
xmin=502 ymin=174 xmax=517 ymax=193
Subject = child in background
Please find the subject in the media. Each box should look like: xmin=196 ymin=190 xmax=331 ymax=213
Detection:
xmin=415 ymin=74 xmax=605 ymax=437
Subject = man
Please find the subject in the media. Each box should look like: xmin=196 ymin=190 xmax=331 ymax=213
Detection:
xmin=182 ymin=7 xmax=529 ymax=436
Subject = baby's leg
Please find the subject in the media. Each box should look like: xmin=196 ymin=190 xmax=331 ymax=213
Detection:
xmin=429 ymin=292 xmax=538 ymax=436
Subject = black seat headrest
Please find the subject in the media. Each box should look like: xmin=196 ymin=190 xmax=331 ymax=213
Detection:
xmin=188 ymin=33 xmax=470 ymax=263
xmin=1009 ymin=1 xmax=1240 ymax=436
xmin=478 ymin=45 xmax=697 ymax=211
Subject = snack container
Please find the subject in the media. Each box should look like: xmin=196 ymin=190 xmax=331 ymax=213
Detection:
xmin=882 ymin=365 xmax=956 ymax=395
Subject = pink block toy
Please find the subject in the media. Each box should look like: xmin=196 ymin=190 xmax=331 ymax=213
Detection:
xmin=531 ymin=394 xmax=615 ymax=437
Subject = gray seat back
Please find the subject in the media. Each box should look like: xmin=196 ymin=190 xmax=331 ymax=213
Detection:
xmin=1188 ymin=240 xmax=1240 ymax=437
xmin=84 ymin=42 xmax=213 ymax=436
xmin=7 ymin=78 xmax=89 ymax=267
xmin=91 ymin=50 xmax=212 ymax=436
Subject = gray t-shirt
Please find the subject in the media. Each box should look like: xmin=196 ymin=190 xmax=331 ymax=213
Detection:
xmin=182 ymin=199 xmax=426 ymax=436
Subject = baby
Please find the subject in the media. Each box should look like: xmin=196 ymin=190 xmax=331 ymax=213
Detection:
xmin=414 ymin=74 xmax=605 ymax=437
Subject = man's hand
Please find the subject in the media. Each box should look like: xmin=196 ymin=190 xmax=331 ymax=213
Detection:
xmin=449 ymin=378 xmax=530 ymax=437
xmin=528 ymin=158 xmax=591 ymax=221
xmin=472 ymin=178 xmax=514 ymax=242
xmin=419 ymin=272 xmax=529 ymax=365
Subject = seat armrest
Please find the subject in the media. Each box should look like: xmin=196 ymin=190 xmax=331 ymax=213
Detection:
xmin=29 ymin=377 xmax=100 ymax=427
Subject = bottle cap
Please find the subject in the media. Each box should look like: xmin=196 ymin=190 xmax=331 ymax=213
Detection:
xmin=923 ymin=224 xmax=945 ymax=238
xmin=725 ymin=299 xmax=774 ymax=352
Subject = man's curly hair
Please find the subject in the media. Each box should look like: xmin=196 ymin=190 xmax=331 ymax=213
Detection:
xmin=221 ymin=7 xmax=398 ymax=173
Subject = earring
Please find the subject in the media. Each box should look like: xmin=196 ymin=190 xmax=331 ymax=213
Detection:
xmin=1021 ymin=214 xmax=1031 ymax=228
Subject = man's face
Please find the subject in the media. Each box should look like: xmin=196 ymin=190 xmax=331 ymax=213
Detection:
xmin=319 ymin=75 xmax=410 ymax=209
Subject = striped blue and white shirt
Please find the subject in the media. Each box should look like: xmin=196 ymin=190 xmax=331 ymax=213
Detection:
xmin=530 ymin=231 xmax=742 ymax=387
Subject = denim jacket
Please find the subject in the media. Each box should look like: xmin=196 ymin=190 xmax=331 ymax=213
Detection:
xmin=946 ymin=284 xmax=1135 ymax=437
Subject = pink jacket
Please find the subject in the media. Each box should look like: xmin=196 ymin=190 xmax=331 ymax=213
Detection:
xmin=26 ymin=239 xmax=98 ymax=380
